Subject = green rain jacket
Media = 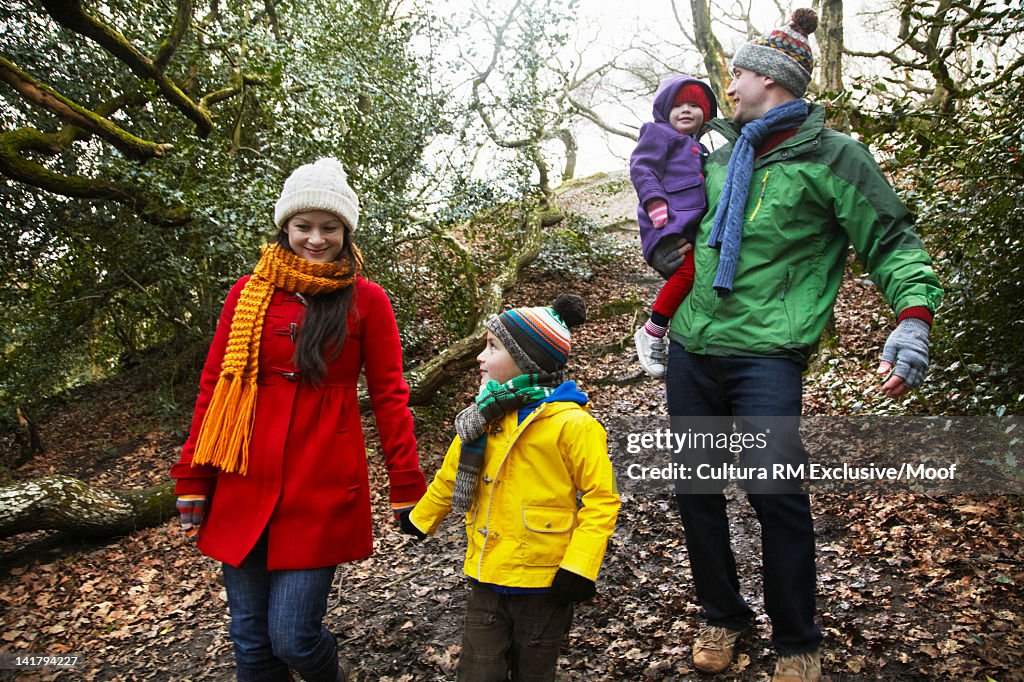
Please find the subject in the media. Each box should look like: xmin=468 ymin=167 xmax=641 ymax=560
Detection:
xmin=670 ymin=104 xmax=943 ymax=366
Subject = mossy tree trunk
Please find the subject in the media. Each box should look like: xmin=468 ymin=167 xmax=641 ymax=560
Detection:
xmin=0 ymin=476 xmax=176 ymax=539
xmin=396 ymin=206 xmax=549 ymax=407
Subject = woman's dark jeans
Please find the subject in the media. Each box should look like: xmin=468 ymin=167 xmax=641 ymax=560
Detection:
xmin=222 ymin=533 xmax=338 ymax=681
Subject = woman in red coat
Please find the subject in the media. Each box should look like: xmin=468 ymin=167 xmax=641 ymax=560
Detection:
xmin=171 ymin=158 xmax=426 ymax=682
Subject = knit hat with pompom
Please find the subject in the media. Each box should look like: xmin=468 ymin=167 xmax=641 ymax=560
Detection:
xmin=732 ymin=8 xmax=818 ymax=98
xmin=274 ymin=157 xmax=360 ymax=231
xmin=485 ymin=294 xmax=587 ymax=374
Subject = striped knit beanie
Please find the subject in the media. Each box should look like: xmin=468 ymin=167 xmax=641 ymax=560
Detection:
xmin=733 ymin=8 xmax=818 ymax=98
xmin=274 ymin=158 xmax=360 ymax=231
xmin=485 ymin=294 xmax=587 ymax=374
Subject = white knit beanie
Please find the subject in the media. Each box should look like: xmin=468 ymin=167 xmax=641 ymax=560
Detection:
xmin=274 ymin=158 xmax=360 ymax=231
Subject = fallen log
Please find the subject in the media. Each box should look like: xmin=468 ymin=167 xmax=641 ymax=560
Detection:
xmin=0 ymin=475 xmax=175 ymax=539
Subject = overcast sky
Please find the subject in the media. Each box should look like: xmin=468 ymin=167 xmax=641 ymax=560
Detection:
xmin=422 ymin=0 xmax=880 ymax=177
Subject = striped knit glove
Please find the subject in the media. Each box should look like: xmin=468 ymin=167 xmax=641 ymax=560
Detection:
xmin=392 ymin=500 xmax=419 ymax=521
xmin=176 ymin=495 xmax=206 ymax=539
xmin=646 ymin=199 xmax=668 ymax=228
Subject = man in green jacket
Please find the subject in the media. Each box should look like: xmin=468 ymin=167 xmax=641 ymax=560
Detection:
xmin=649 ymin=9 xmax=943 ymax=682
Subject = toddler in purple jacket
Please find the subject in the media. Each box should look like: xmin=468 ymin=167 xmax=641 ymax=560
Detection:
xmin=630 ymin=75 xmax=718 ymax=379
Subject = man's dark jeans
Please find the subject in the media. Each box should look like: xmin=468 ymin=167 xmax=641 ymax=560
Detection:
xmin=666 ymin=343 xmax=822 ymax=656
xmin=458 ymin=583 xmax=573 ymax=681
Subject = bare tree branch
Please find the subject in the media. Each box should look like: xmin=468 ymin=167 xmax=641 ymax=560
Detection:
xmin=961 ymin=50 xmax=1024 ymax=98
xmin=844 ymin=47 xmax=928 ymax=70
xmin=199 ymin=73 xmax=269 ymax=109
xmin=153 ymin=0 xmax=192 ymax=70
xmin=567 ymin=93 xmax=638 ymax=140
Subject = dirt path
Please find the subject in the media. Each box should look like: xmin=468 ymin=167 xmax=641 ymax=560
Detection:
xmin=1 ymin=174 xmax=1021 ymax=681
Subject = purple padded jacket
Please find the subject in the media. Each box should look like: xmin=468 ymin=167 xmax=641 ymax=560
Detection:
xmin=629 ymin=74 xmax=718 ymax=264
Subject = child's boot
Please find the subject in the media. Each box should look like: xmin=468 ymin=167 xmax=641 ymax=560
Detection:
xmin=634 ymin=327 xmax=668 ymax=379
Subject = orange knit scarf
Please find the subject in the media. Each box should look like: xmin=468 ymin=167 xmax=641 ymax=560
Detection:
xmin=191 ymin=243 xmax=361 ymax=475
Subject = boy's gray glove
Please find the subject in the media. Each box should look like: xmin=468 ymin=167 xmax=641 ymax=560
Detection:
xmin=649 ymin=237 xmax=691 ymax=280
xmin=879 ymin=317 xmax=930 ymax=389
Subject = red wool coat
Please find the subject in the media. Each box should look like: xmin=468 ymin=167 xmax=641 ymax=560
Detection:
xmin=170 ymin=276 xmax=426 ymax=569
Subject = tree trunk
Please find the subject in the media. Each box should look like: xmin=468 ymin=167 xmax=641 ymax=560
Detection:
xmin=13 ymin=406 xmax=44 ymax=467
xmin=0 ymin=475 xmax=176 ymax=539
xmin=556 ymin=128 xmax=577 ymax=181
xmin=406 ymin=332 xmax=486 ymax=406
xmin=816 ymin=0 xmax=850 ymax=132
xmin=688 ymin=0 xmax=732 ymax=116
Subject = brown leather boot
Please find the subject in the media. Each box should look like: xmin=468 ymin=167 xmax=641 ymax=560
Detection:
xmin=772 ymin=650 xmax=821 ymax=682
xmin=692 ymin=625 xmax=744 ymax=673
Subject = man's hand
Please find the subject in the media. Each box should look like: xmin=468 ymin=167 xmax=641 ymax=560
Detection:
xmin=176 ymin=495 xmax=207 ymax=540
xmin=877 ymin=318 xmax=931 ymax=398
xmin=649 ymin=237 xmax=692 ymax=280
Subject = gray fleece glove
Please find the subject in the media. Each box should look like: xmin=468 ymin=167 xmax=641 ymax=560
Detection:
xmin=649 ymin=237 xmax=688 ymax=280
xmin=880 ymin=318 xmax=930 ymax=388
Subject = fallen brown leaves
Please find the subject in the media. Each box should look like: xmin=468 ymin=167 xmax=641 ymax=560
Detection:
xmin=1 ymin=175 xmax=1021 ymax=680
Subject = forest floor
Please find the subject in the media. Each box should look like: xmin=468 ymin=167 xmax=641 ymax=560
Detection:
xmin=1 ymin=173 xmax=1022 ymax=681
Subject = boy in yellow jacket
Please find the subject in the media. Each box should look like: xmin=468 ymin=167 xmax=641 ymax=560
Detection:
xmin=400 ymin=294 xmax=620 ymax=681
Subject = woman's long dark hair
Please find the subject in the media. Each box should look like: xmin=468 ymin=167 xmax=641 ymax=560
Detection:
xmin=275 ymin=229 xmax=358 ymax=386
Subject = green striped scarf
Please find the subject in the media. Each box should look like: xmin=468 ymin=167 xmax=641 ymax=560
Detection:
xmin=451 ymin=374 xmax=556 ymax=513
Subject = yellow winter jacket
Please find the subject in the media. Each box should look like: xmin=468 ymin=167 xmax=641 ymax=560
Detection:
xmin=410 ymin=400 xmax=620 ymax=587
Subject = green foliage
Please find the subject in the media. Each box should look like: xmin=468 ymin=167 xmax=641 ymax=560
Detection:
xmin=529 ymin=214 xmax=626 ymax=281
xmin=858 ymin=82 xmax=1024 ymax=415
xmin=0 ymin=0 xmax=451 ymax=404
xmin=835 ymin=3 xmax=1024 ymax=415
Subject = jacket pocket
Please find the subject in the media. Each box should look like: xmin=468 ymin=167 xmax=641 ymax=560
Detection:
xmin=664 ymin=176 xmax=707 ymax=215
xmin=663 ymin=175 xmax=703 ymax=194
xmin=521 ymin=506 xmax=575 ymax=567
xmin=780 ymin=267 xmax=797 ymax=342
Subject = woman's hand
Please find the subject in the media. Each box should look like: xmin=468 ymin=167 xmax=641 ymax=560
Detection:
xmin=176 ymin=495 xmax=207 ymax=539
